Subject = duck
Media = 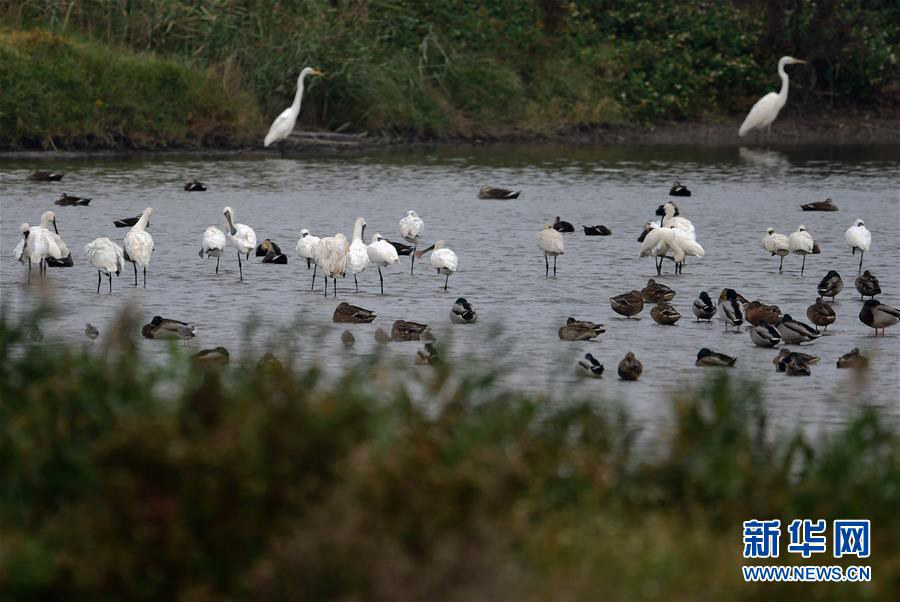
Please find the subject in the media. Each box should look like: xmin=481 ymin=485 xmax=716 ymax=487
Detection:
xmin=28 ymin=170 xmax=64 ymax=182
xmin=450 ymin=298 xmax=477 ymax=324
xmin=776 ymin=314 xmax=821 ymax=345
xmin=583 ymin=225 xmax=612 ymax=236
xmin=650 ymin=302 xmax=681 ymax=325
xmin=696 ymin=348 xmax=736 ymax=367
xmin=609 ymin=290 xmax=645 ymax=319
xmin=576 ymin=353 xmax=604 ymax=378
xmin=836 ymin=348 xmax=868 ymax=369
xmin=192 ymin=347 xmax=230 ymax=366
xmin=256 ymin=239 xmax=283 ymax=257
xmin=257 ymin=352 xmax=284 ymax=371
xmin=778 ymin=355 xmax=811 ymax=376
xmin=559 ymin=317 xmax=605 ymax=341
xmin=141 ymin=316 xmax=195 ymax=340
xmin=669 ymin=182 xmax=691 ymax=197
xmin=552 ymin=216 xmax=575 ymax=233
xmin=641 ymin=278 xmax=676 ymax=303
xmin=392 ymin=320 xmax=431 ymax=342
xmin=859 ymin=300 xmax=900 ymax=336
xmin=332 ymin=302 xmax=376 ymax=324
xmin=386 ymin=238 xmax=415 ymax=256
xmin=744 ymin=300 xmax=782 ymax=327
xmin=719 ymin=289 xmax=749 ymax=305
xmin=773 ymin=349 xmax=820 ymax=369
xmin=261 ymin=243 xmax=288 ymax=264
xmin=718 ymin=289 xmax=744 ymax=332
xmin=617 ymin=352 xmax=643 ymax=381
xmin=84 ymin=323 xmax=99 ymax=341
xmin=374 ymin=328 xmax=392 ymax=344
xmin=749 ymin=321 xmax=782 ymax=347
xmin=415 ymin=342 xmax=439 ymax=365
xmin=478 ymin=186 xmax=520 ymax=199
xmin=45 ymin=255 xmax=74 ymax=268
xmin=113 ymin=214 xmax=145 ymax=228
xmin=855 ymin=271 xmax=881 ymax=300
xmin=800 ymin=198 xmax=838 ymax=211
xmin=29 ymin=326 xmax=43 ymax=342
xmin=817 ymin=270 xmax=843 ymax=301
xmin=184 ymin=181 xmax=207 ymax=192
xmin=55 ymin=193 xmax=91 ymax=206
xmin=806 ymin=297 xmax=836 ymax=332
xmin=341 ymin=330 xmax=355 ymax=349
xmin=692 ymin=291 xmax=716 ymax=322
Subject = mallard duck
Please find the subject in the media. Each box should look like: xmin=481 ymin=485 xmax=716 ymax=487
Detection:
xmin=192 ymin=347 xmax=230 ymax=366
xmin=184 ymin=181 xmax=207 ymax=192
xmin=576 ymin=353 xmax=604 ymax=377
xmin=84 ymin=323 xmax=99 ymax=341
xmin=262 ymin=246 xmax=288 ymax=264
xmin=806 ymin=297 xmax=836 ymax=332
xmin=618 ymin=352 xmax=643 ymax=381
xmin=333 ymin=302 xmax=376 ymax=323
xmin=718 ymin=288 xmax=749 ymax=305
xmin=386 ymin=238 xmax=414 ymax=256
xmin=817 ymin=270 xmax=843 ymax=301
xmin=374 ymin=328 xmax=391 ymax=344
xmin=749 ymin=321 xmax=782 ymax=347
xmin=256 ymin=239 xmax=283 ymax=257
xmin=45 ymin=254 xmax=74 ymax=268
xmin=718 ymin=289 xmax=744 ymax=332
xmin=583 ymin=225 xmax=612 ymax=236
xmin=651 ymin=302 xmax=681 ymax=325
xmin=141 ymin=316 xmax=194 ymax=340
xmin=55 ymin=193 xmax=91 ymax=206
xmin=341 ymin=330 xmax=355 ymax=349
xmin=836 ymin=348 xmax=868 ymax=369
xmin=257 ymin=352 xmax=284 ymax=370
xmin=779 ymin=356 xmax=811 ymax=376
xmin=559 ymin=317 xmax=605 ymax=341
xmin=669 ymin=182 xmax=691 ymax=197
xmin=415 ymin=342 xmax=439 ymax=365
xmin=450 ymin=298 xmax=477 ymax=324
xmin=776 ymin=314 xmax=821 ymax=345
xmin=478 ymin=186 xmax=520 ymax=199
xmin=696 ymin=348 xmax=736 ymax=367
xmin=113 ymin=215 xmax=145 ymax=228
xmin=692 ymin=291 xmax=716 ymax=322
xmin=800 ymin=198 xmax=838 ymax=211
xmin=744 ymin=300 xmax=782 ymax=327
xmin=552 ymin=216 xmax=574 ymax=233
xmin=391 ymin=320 xmax=431 ymax=341
xmin=855 ymin=271 xmax=881 ymax=300
xmin=773 ymin=349 xmax=820 ymax=369
xmin=859 ymin=300 xmax=900 ymax=336
xmin=642 ymin=278 xmax=676 ymax=303
xmin=28 ymin=170 xmax=64 ymax=182
xmin=609 ymin=290 xmax=644 ymax=318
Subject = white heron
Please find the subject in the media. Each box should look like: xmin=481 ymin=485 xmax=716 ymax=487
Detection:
xmin=537 ymin=225 xmax=564 ymax=277
xmin=739 ymin=56 xmax=806 ymax=138
xmin=84 ymin=237 xmax=125 ymax=293
xmin=123 ymin=207 xmax=154 ymax=287
xmin=762 ymin=227 xmax=791 ymax=272
xmin=223 ymin=206 xmax=257 ymax=282
xmin=199 ymin=226 xmax=227 ymax=274
xmin=263 ymin=67 xmax=324 ymax=148
xmin=367 ymin=232 xmax=400 ymax=294
xmin=418 ymin=240 xmax=458 ymax=291
xmin=314 ymin=233 xmax=349 ymax=297
xmin=788 ymin=225 xmax=815 ymax=276
xmin=347 ymin=217 xmax=370 ymax=292
xmin=399 ymin=210 xmax=424 ymax=275
xmin=295 ymin=228 xmax=320 ymax=269
xmin=845 ymin=218 xmax=871 ymax=274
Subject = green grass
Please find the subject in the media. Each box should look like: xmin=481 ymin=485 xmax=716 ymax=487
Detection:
xmin=1 ymin=308 xmax=898 ymax=600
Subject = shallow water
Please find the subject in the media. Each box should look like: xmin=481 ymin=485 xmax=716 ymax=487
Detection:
xmin=1 ymin=144 xmax=899 ymax=434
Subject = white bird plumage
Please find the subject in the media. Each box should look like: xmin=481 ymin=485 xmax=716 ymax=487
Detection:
xmin=537 ymin=225 xmax=564 ymax=277
xmin=739 ymin=56 xmax=806 ymax=138
xmin=85 ymin=237 xmax=125 ymax=293
xmin=367 ymin=232 xmax=399 ymax=294
xmin=314 ymin=233 xmax=349 ymax=297
xmin=123 ymin=207 xmax=154 ymax=287
xmin=788 ymin=224 xmax=815 ymax=276
xmin=762 ymin=227 xmax=791 ymax=272
xmin=845 ymin=218 xmax=871 ymax=274
xmin=199 ymin=226 xmax=227 ymax=274
xmin=13 ymin=222 xmax=47 ymax=282
xmin=37 ymin=210 xmax=69 ymax=261
xmin=420 ymin=240 xmax=458 ymax=291
xmin=263 ymin=67 xmax=324 ymax=148
xmin=399 ymin=210 xmax=425 ymax=275
xmin=223 ymin=206 xmax=257 ymax=282
xmin=295 ymin=228 xmax=320 ymax=269
xmin=347 ymin=217 xmax=370 ymax=292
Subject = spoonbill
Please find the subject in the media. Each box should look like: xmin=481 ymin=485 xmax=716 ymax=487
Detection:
xmin=762 ymin=228 xmax=791 ymax=272
xmin=263 ymin=67 xmax=324 ymax=148
xmin=37 ymin=210 xmax=70 ymax=271
xmin=788 ymin=225 xmax=815 ymax=276
xmin=367 ymin=233 xmax=400 ymax=294
xmin=418 ymin=240 xmax=458 ymax=291
xmin=845 ymin=219 xmax=871 ymax=274
xmin=537 ymin=225 xmax=564 ymax=277
xmin=399 ymin=210 xmax=424 ymax=275
xmin=13 ymin=223 xmax=41 ymax=282
xmin=347 ymin=217 xmax=370 ymax=292
xmin=223 ymin=206 xmax=257 ymax=282
xmin=658 ymin=226 xmax=703 ymax=274
xmin=84 ymin=237 xmax=125 ymax=293
xmin=295 ymin=228 xmax=320 ymax=269
xmin=314 ymin=233 xmax=349 ymax=297
xmin=738 ymin=56 xmax=806 ymax=138
xmin=199 ymin=226 xmax=227 ymax=274
xmin=123 ymin=207 xmax=154 ymax=287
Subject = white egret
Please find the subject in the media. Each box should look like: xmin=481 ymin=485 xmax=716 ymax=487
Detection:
xmin=399 ymin=210 xmax=424 ymax=275
xmin=263 ymin=67 xmax=324 ymax=148
xmin=314 ymin=233 xmax=349 ymax=297
xmin=223 ymin=206 xmax=257 ymax=282
xmin=295 ymin=228 xmax=320 ymax=269
xmin=123 ymin=207 xmax=154 ymax=287
xmin=788 ymin=225 xmax=815 ymax=276
xmin=537 ymin=225 xmax=564 ymax=277
xmin=367 ymin=232 xmax=400 ymax=294
xmin=762 ymin=227 xmax=791 ymax=272
xmin=347 ymin=217 xmax=370 ymax=292
xmin=199 ymin=226 xmax=227 ymax=274
xmin=739 ymin=56 xmax=806 ymax=138
xmin=845 ymin=218 xmax=871 ymax=274
xmin=418 ymin=240 xmax=458 ymax=291
xmin=84 ymin=237 xmax=125 ymax=293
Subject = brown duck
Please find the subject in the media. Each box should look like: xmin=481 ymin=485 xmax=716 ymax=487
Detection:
xmin=855 ymin=271 xmax=881 ymax=300
xmin=332 ymin=302 xmax=376 ymax=323
xmin=642 ymin=278 xmax=676 ymax=303
xmin=650 ymin=302 xmax=681 ymax=325
xmin=558 ymin=317 xmax=605 ymax=341
xmin=391 ymin=320 xmax=431 ymax=341
xmin=806 ymin=297 xmax=836 ymax=332
xmin=800 ymin=198 xmax=838 ymax=211
xmin=744 ymin=300 xmax=782 ymax=327
xmin=617 ymin=352 xmax=643 ymax=381
xmin=609 ymin=290 xmax=644 ymax=318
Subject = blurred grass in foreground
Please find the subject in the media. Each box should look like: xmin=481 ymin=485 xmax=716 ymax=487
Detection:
xmin=0 ymin=308 xmax=897 ymax=601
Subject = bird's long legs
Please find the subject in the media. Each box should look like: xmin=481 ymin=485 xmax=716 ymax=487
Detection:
xmin=132 ymin=261 xmax=138 ymax=286
xmin=410 ymin=246 xmax=417 ymax=276
xmin=97 ymin=270 xmax=102 ymax=293
xmin=553 ymin=256 xmax=557 ymax=277
xmin=378 ymin=267 xmax=384 ymax=294
xmin=800 ymin=254 xmax=806 ymax=276
xmin=778 ymin=255 xmax=784 ymax=272
xmin=858 ymin=251 xmax=864 ymax=274
xmin=143 ymin=266 xmax=147 ymax=288
xmin=237 ymin=252 xmax=244 ymax=282
xmin=215 ymin=256 xmax=220 ymax=274
xmin=27 ymin=259 xmax=31 ymax=284
xmin=108 ymin=273 xmax=113 ymax=293
xmin=311 ymin=264 xmax=317 ymax=290
xmin=323 ymin=276 xmax=328 ymax=297
xmin=354 ymin=274 xmax=359 ymax=293
xmin=545 ymin=255 xmax=549 ymax=277
xmin=444 ymin=275 xmax=449 ymax=291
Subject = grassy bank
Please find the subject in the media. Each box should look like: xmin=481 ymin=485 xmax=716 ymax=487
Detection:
xmin=1 ymin=309 xmax=898 ymax=600
xmin=1 ymin=1 xmax=898 ymax=149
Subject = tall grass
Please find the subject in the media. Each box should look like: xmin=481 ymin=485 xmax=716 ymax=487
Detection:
xmin=1 ymin=309 xmax=898 ymax=600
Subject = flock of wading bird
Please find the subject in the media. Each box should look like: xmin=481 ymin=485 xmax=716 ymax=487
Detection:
xmin=14 ymin=171 xmax=897 ymax=376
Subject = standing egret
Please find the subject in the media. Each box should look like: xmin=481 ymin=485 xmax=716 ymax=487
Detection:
xmin=739 ymin=56 xmax=806 ymax=138
xmin=788 ymin=225 xmax=815 ymax=276
xmin=199 ymin=226 xmax=227 ymax=274
xmin=263 ymin=67 xmax=324 ymax=148
xmin=537 ymin=225 xmax=564 ymax=277
xmin=223 ymin=206 xmax=257 ymax=282
xmin=295 ymin=228 xmax=320 ymax=269
xmin=84 ymin=237 xmax=125 ymax=293
xmin=314 ymin=233 xmax=349 ymax=297
xmin=123 ymin=207 xmax=154 ymax=287
xmin=347 ymin=217 xmax=370 ymax=292
xmin=418 ymin=240 xmax=457 ymax=291
xmin=762 ymin=227 xmax=791 ymax=272
xmin=399 ymin=210 xmax=424 ymax=275
xmin=367 ymin=232 xmax=400 ymax=294
xmin=845 ymin=219 xmax=871 ymax=274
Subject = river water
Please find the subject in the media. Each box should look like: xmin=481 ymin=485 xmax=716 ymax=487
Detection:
xmin=1 ymin=144 xmax=898 ymax=434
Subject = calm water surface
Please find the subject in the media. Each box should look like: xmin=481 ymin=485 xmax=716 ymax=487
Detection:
xmin=2 ymin=144 xmax=898 ymax=434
